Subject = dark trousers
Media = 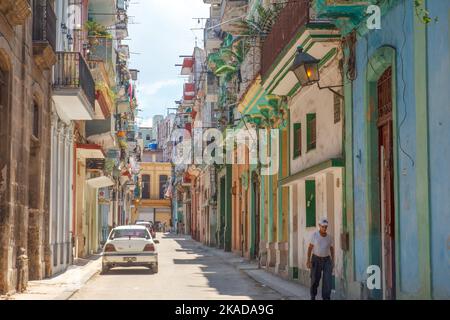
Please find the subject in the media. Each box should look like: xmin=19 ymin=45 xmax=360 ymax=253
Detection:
xmin=310 ymin=255 xmax=332 ymax=300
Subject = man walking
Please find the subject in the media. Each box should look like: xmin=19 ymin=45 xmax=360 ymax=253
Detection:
xmin=307 ymin=218 xmax=334 ymax=300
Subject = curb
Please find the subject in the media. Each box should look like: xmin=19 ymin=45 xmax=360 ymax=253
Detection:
xmin=59 ymin=258 xmax=102 ymax=300
xmin=60 ymin=268 xmax=100 ymax=300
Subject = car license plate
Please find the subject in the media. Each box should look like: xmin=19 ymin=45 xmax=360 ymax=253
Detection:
xmin=123 ymin=257 xmax=136 ymax=262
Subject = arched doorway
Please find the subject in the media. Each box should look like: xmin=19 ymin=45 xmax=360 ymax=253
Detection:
xmin=366 ymin=46 xmax=398 ymax=300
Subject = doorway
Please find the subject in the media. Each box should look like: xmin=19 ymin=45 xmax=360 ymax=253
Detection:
xmin=251 ymin=172 xmax=260 ymax=260
xmin=377 ymin=67 xmax=396 ymax=300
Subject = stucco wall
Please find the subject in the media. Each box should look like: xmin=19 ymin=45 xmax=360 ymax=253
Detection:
xmin=291 ymin=168 xmax=343 ymax=279
xmin=289 ymin=58 xmax=343 ymax=174
xmin=351 ymin=1 xmax=424 ymax=296
xmin=427 ymin=1 xmax=450 ymax=299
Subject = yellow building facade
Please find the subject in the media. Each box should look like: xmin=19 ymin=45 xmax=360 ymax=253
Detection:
xmin=132 ymin=162 xmax=172 ymax=227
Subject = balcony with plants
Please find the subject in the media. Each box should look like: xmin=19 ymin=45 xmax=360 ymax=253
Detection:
xmin=88 ymin=60 xmax=116 ymax=119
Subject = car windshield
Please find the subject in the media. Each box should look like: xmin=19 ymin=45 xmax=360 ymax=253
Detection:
xmin=111 ymin=229 xmax=148 ymax=239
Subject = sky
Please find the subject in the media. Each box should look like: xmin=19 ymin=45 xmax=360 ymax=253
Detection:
xmin=127 ymin=0 xmax=209 ymax=128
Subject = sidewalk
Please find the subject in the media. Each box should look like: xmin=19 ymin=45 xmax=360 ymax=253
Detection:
xmin=1 ymin=254 xmax=102 ymax=300
xmin=193 ymin=240 xmax=320 ymax=300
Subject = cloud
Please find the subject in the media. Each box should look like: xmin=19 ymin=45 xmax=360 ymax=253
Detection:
xmin=127 ymin=0 xmax=209 ymax=121
xmin=137 ymin=117 xmax=153 ymax=128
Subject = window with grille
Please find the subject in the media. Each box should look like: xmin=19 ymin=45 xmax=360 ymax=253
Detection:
xmin=293 ymin=123 xmax=301 ymax=158
xmin=142 ymin=175 xmax=150 ymax=199
xmin=377 ymin=67 xmax=392 ymax=124
xmin=307 ymin=113 xmax=316 ymax=151
xmin=334 ymin=92 xmax=341 ymax=123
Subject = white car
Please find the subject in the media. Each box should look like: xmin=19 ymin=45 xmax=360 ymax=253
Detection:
xmin=102 ymin=225 xmax=159 ymax=273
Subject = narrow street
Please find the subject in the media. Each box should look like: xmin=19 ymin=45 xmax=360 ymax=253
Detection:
xmin=70 ymin=234 xmax=283 ymax=300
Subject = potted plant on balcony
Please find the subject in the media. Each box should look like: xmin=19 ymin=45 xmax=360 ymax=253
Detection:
xmin=85 ymin=21 xmax=112 ymax=46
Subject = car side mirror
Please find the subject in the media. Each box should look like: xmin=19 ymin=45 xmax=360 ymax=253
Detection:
xmin=154 ymin=240 xmax=160 ymax=244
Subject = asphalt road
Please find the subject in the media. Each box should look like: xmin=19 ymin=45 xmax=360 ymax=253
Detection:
xmin=70 ymin=233 xmax=283 ymax=300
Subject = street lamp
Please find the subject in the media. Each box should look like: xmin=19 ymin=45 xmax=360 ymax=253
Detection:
xmin=290 ymin=47 xmax=343 ymax=98
xmin=290 ymin=47 xmax=320 ymax=86
xmin=67 ymin=33 xmax=74 ymax=46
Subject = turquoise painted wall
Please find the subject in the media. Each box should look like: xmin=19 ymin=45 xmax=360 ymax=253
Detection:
xmin=352 ymin=1 xmax=421 ymax=295
xmin=426 ymin=1 xmax=450 ymax=299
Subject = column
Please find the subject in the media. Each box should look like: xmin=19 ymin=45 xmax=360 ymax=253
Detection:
xmin=67 ymin=124 xmax=74 ymax=265
xmin=56 ymin=122 xmax=65 ymax=267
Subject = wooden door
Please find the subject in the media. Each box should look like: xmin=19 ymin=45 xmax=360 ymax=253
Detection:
xmin=377 ymin=67 xmax=396 ymax=300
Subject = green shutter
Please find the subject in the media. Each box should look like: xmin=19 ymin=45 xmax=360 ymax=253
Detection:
xmin=307 ymin=113 xmax=316 ymax=151
xmin=293 ymin=123 xmax=301 ymax=158
xmin=305 ymin=180 xmax=316 ymax=227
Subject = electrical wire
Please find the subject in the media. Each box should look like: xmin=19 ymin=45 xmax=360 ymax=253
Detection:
xmin=397 ymin=0 xmax=415 ymax=167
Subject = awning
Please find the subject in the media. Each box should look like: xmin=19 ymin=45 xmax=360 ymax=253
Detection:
xmin=76 ymin=144 xmax=105 ymax=159
xmin=183 ymin=83 xmax=195 ymax=100
xmin=279 ymin=158 xmax=344 ymax=186
xmin=86 ymin=176 xmax=115 ymax=189
xmin=180 ymin=57 xmax=194 ymax=75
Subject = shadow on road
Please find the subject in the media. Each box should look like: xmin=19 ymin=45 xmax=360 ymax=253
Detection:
xmin=101 ymin=268 xmax=155 ymax=276
xmin=165 ymin=233 xmax=279 ymax=299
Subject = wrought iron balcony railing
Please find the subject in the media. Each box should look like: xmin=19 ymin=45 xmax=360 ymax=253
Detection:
xmin=261 ymin=1 xmax=311 ymax=78
xmin=53 ymin=52 xmax=96 ymax=111
xmin=32 ymin=0 xmax=56 ymax=52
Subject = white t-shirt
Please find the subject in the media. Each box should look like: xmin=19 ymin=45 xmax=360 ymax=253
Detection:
xmin=310 ymin=231 xmax=333 ymax=257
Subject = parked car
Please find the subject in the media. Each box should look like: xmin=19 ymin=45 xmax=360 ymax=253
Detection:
xmin=102 ymin=225 xmax=159 ymax=273
xmin=135 ymin=221 xmax=156 ymax=239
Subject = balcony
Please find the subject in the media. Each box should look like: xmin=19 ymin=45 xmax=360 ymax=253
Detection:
xmin=32 ymin=0 xmax=56 ymax=70
xmin=89 ymin=0 xmax=117 ymax=27
xmin=88 ymin=37 xmax=116 ymax=66
xmin=220 ymin=0 xmax=248 ymax=33
xmin=0 ymin=0 xmax=31 ymax=27
xmin=183 ymin=83 xmax=196 ymax=102
xmin=117 ymin=0 xmax=129 ymax=11
xmin=88 ymin=60 xmax=114 ymax=119
xmin=238 ymin=38 xmax=261 ymax=100
xmin=53 ymin=52 xmax=96 ymax=120
xmin=117 ymin=45 xmax=130 ymax=60
xmin=86 ymin=117 xmax=116 ymax=150
xmin=261 ymin=1 xmax=311 ymax=78
xmin=116 ymin=19 xmax=129 ymax=40
xmin=204 ymin=18 xmax=222 ymax=52
xmin=313 ymin=0 xmax=368 ymax=19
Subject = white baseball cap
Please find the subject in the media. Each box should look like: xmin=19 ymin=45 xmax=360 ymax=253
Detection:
xmin=319 ymin=218 xmax=329 ymax=226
